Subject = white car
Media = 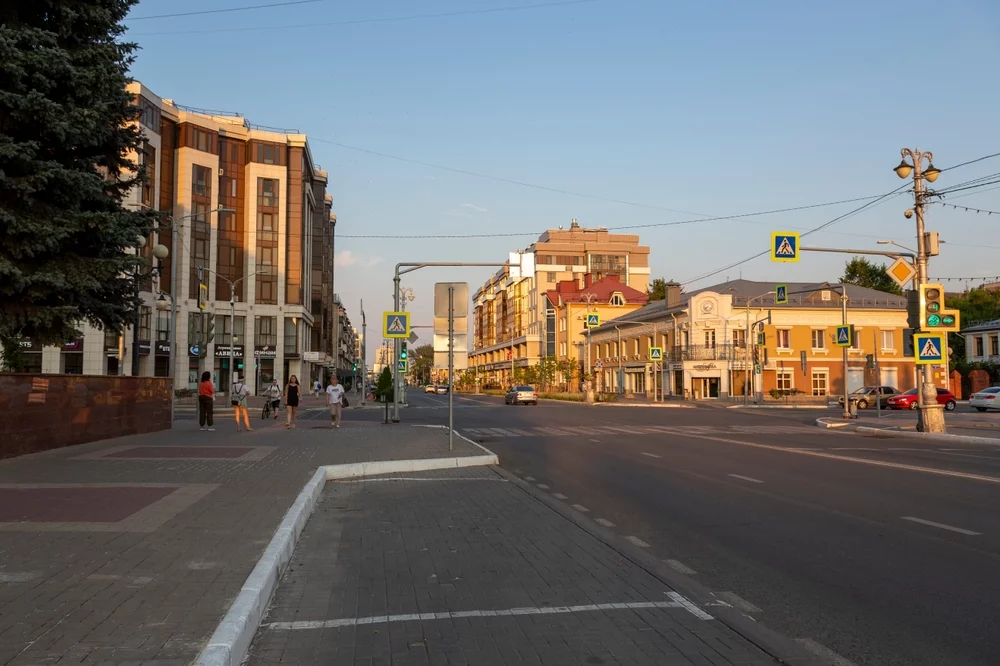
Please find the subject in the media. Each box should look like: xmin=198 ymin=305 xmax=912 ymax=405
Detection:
xmin=424 ymin=385 xmax=436 ymax=394
xmin=969 ymin=386 xmax=1000 ymax=412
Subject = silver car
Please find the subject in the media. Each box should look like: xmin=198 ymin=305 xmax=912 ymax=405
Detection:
xmin=969 ymin=386 xmax=1000 ymax=412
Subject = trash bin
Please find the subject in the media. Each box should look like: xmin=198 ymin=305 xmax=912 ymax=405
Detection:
xmin=848 ymin=396 xmax=859 ymax=418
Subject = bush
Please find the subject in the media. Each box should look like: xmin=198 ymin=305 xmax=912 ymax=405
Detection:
xmin=375 ymin=367 xmax=394 ymax=402
xmin=539 ymin=392 xmax=585 ymax=402
xmin=769 ymin=388 xmax=806 ymax=399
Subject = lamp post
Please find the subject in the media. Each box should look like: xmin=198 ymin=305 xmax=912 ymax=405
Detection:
xmin=893 ymin=148 xmax=946 ymax=433
xmin=200 ymin=266 xmax=271 ymax=395
xmin=129 ymin=235 xmax=169 ymax=377
xmin=360 ymin=299 xmax=367 ymax=407
xmin=580 ymin=293 xmax=598 ymax=403
xmin=727 ymin=288 xmax=775 ymax=405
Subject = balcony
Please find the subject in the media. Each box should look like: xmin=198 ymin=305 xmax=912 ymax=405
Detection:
xmin=669 ymin=343 xmax=738 ymax=362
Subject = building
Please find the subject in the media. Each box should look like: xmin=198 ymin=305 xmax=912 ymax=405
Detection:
xmin=332 ymin=296 xmax=358 ymax=381
xmin=960 ymin=319 xmax=1000 ymax=363
xmin=16 ymin=82 xmax=340 ymax=394
xmin=470 ymin=221 xmax=650 ymax=385
xmin=586 ymin=280 xmax=923 ymax=399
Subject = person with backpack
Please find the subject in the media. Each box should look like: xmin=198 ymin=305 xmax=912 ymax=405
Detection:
xmin=231 ymin=375 xmax=252 ymax=432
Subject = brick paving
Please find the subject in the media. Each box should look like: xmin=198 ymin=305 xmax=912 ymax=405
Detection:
xmin=248 ymin=467 xmax=782 ymax=666
xmin=0 ymin=416 xmax=481 ymax=666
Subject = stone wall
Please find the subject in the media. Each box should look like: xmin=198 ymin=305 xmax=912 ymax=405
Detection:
xmin=0 ymin=374 xmax=171 ymax=460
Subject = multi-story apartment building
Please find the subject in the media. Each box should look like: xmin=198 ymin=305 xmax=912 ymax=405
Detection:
xmin=332 ymin=297 xmax=357 ymax=380
xmin=961 ymin=319 xmax=1000 ymax=364
xmin=587 ymin=280 xmax=925 ymax=399
xmin=16 ymin=82 xmax=340 ymax=394
xmin=470 ymin=221 xmax=650 ymax=385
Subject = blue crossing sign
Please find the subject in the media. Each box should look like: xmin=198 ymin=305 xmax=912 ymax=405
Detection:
xmin=771 ymin=232 xmax=800 ymax=263
xmin=775 ymin=284 xmax=788 ymax=305
xmin=913 ymin=333 xmax=945 ymax=365
xmin=649 ymin=346 xmax=662 ymax=361
xmin=397 ymin=359 xmax=409 ymax=372
xmin=383 ymin=311 xmax=410 ymax=339
xmin=585 ymin=313 xmax=600 ymax=328
xmin=835 ymin=325 xmax=853 ymax=347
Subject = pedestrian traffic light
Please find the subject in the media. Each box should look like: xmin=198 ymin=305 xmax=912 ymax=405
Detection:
xmin=866 ymin=354 xmax=875 ymax=370
xmin=205 ymin=313 xmax=216 ymax=345
xmin=918 ymin=283 xmax=960 ymax=332
xmin=400 ymin=342 xmax=408 ymax=360
xmin=353 ymin=361 xmax=358 ymax=372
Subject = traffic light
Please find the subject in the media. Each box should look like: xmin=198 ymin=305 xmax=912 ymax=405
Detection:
xmin=353 ymin=361 xmax=358 ymax=372
xmin=918 ymin=283 xmax=960 ymax=332
xmin=206 ymin=313 xmax=216 ymax=345
xmin=400 ymin=342 xmax=408 ymax=360
xmin=199 ymin=313 xmax=215 ymax=358
xmin=866 ymin=354 xmax=875 ymax=370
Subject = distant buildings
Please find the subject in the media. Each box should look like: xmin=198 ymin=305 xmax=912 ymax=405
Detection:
xmin=960 ymin=319 xmax=1000 ymax=364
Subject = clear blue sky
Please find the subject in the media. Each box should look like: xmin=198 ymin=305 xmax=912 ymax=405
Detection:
xmin=126 ymin=0 xmax=1000 ymax=354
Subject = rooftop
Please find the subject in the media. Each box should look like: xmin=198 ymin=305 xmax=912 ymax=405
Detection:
xmin=960 ymin=319 xmax=1000 ymax=334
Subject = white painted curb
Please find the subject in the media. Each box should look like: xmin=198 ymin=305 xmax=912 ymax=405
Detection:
xmin=728 ymin=404 xmax=828 ymax=410
xmin=592 ymin=402 xmax=693 ymax=408
xmin=856 ymin=426 xmax=1000 ymax=446
xmin=192 ymin=439 xmax=499 ymax=666
xmin=815 ymin=418 xmax=851 ymax=429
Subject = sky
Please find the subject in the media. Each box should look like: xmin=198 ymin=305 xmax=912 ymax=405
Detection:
xmin=125 ymin=0 xmax=1000 ymax=357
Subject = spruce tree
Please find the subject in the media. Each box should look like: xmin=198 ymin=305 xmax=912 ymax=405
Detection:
xmin=0 ymin=0 xmax=154 ymax=361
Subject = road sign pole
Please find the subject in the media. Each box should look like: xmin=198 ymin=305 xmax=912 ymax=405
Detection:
xmin=841 ymin=287 xmax=850 ymax=420
xmin=874 ymin=330 xmax=881 ymax=419
xmin=448 ymin=286 xmax=454 ymax=452
xmin=392 ymin=275 xmax=400 ymax=423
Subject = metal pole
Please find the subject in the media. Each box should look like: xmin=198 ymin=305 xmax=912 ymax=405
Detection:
xmin=616 ymin=326 xmax=622 ymax=394
xmin=169 ymin=219 xmax=178 ymax=422
xmin=230 ymin=283 xmax=236 ymax=391
xmin=131 ymin=273 xmax=141 ymax=377
xmin=841 ymin=287 xmax=850 ymax=419
xmin=874 ymin=329 xmax=881 ymax=419
xmin=448 ymin=286 xmax=455 ymax=451
xmin=392 ymin=273 xmax=400 ymax=423
xmin=361 ymin=299 xmax=366 ymax=407
xmin=744 ymin=307 xmax=750 ymax=406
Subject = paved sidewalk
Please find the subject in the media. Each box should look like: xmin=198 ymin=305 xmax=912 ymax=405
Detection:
xmin=247 ymin=467 xmax=793 ymax=666
xmin=0 ymin=420 xmax=483 ymax=665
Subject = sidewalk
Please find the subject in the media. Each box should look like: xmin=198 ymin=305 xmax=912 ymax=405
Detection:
xmin=246 ymin=468 xmax=821 ymax=665
xmin=0 ymin=418 xmax=487 ymax=665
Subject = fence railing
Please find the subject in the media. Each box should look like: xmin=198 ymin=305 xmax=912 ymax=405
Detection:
xmin=669 ymin=343 xmax=738 ymax=361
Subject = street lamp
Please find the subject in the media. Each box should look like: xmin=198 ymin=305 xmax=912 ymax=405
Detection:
xmin=128 ymin=235 xmax=169 ymax=377
xmin=893 ymin=147 xmax=946 ymax=433
xmin=727 ymin=288 xmax=774 ymax=405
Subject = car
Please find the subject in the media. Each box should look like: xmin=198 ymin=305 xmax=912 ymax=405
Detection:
xmin=434 ymin=385 xmax=449 ymax=395
xmin=837 ymin=386 xmax=900 ymax=410
xmin=424 ymin=384 xmax=436 ymax=394
xmin=969 ymin=386 xmax=1000 ymax=412
xmin=505 ymin=385 xmax=538 ymax=406
xmin=885 ymin=387 xmax=957 ymax=411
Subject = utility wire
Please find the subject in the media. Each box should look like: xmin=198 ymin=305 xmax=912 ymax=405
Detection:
xmin=128 ymin=0 xmax=327 ymax=20
xmin=129 ymin=0 xmax=600 ymax=36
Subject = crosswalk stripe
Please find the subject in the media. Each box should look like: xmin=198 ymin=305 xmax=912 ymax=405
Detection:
xmin=509 ymin=428 xmax=535 ymax=437
xmin=488 ymin=428 xmax=519 ymax=437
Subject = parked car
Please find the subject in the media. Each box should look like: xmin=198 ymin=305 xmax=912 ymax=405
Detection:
xmin=837 ymin=386 xmax=900 ymax=410
xmin=504 ymin=385 xmax=538 ymax=406
xmin=969 ymin=386 xmax=1000 ymax=412
xmin=434 ymin=385 xmax=449 ymax=395
xmin=424 ymin=384 xmax=437 ymax=394
xmin=885 ymin=387 xmax=957 ymax=411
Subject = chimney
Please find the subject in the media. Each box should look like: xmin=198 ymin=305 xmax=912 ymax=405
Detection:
xmin=583 ymin=273 xmax=592 ymax=289
xmin=665 ymin=280 xmax=683 ymax=308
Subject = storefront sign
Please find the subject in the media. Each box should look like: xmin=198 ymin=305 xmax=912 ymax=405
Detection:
xmin=21 ymin=339 xmax=40 ymax=351
xmin=62 ymin=339 xmax=84 ymax=352
xmin=215 ymin=344 xmax=244 ymax=358
xmin=691 ymin=363 xmax=717 ymax=372
xmin=254 ymin=345 xmax=276 ymax=358
xmin=138 ymin=340 xmax=151 ymax=355
xmin=156 ymin=342 xmax=170 ymax=355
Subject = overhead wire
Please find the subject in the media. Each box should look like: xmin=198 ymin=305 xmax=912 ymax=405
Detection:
xmin=128 ymin=0 xmax=327 ymax=20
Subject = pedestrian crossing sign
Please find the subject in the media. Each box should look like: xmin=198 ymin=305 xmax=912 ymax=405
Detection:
xmin=770 ymin=232 xmax=800 ymax=263
xmin=397 ymin=359 xmax=408 ymax=372
xmin=775 ymin=284 xmax=788 ymax=305
xmin=913 ymin=333 xmax=945 ymax=365
xmin=649 ymin=347 xmax=662 ymax=361
xmin=835 ymin=325 xmax=853 ymax=347
xmin=383 ymin=311 xmax=410 ymax=339
xmin=585 ymin=313 xmax=600 ymax=328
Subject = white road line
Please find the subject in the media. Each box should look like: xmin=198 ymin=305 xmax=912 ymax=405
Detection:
xmin=601 ymin=426 xmax=647 ymax=435
xmin=524 ymin=476 xmax=536 ymax=481
xmin=795 ymin=638 xmax=859 ymax=666
xmin=571 ymin=504 xmax=590 ymax=513
xmin=595 ymin=518 xmax=615 ymax=527
xmin=337 ymin=478 xmax=505 ymax=483
xmin=901 ymin=516 xmax=981 ymax=536
xmin=640 ymin=452 xmax=661 ymax=459
xmin=536 ymin=427 xmax=568 ymax=436
xmin=727 ymin=474 xmax=763 ymax=484
xmin=265 ymin=600 xmax=700 ymax=630
xmin=664 ymin=559 xmax=697 ymax=575
xmin=490 ymin=428 xmax=520 ymax=437
xmin=552 ymin=493 xmax=568 ymax=500
xmin=536 ymin=483 xmax=550 ymax=490
xmin=590 ymin=439 xmax=601 ymax=443
xmin=508 ymin=428 xmax=536 ymax=437
xmin=716 ymin=591 xmax=762 ymax=614
xmin=625 ymin=536 xmax=650 ymax=548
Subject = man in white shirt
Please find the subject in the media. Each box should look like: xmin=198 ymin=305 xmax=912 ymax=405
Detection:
xmin=326 ymin=375 xmax=345 ymax=428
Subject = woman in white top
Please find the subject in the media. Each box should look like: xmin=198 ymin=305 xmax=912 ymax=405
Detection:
xmin=326 ymin=375 xmax=345 ymax=428
xmin=231 ymin=375 xmax=252 ymax=432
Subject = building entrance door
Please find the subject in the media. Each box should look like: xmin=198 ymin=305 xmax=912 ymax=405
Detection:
xmin=696 ymin=377 xmax=720 ymax=399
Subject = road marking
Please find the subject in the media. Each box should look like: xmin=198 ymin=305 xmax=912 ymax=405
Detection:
xmin=595 ymin=518 xmax=615 ymax=527
xmin=716 ymin=591 xmax=762 ymax=614
xmin=492 ymin=428 xmax=520 ymax=437
xmin=640 ymin=452 xmax=661 ymax=458
xmin=552 ymin=493 xmax=567 ymax=500
xmin=509 ymin=428 xmax=535 ymax=436
xmin=727 ymin=474 xmax=763 ymax=484
xmin=571 ymin=504 xmax=590 ymax=512
xmin=265 ymin=599 xmax=709 ymax=630
xmin=664 ymin=559 xmax=697 ymax=575
xmin=601 ymin=426 xmax=647 ymax=434
xmin=932 ymin=450 xmax=1000 ymax=461
xmin=590 ymin=439 xmax=601 ymax=443
xmin=795 ymin=638 xmax=858 ymax=666
xmin=524 ymin=476 xmax=535 ymax=481
xmin=675 ymin=432 xmax=1000 ymax=485
xmin=625 ymin=536 xmax=650 ymax=548
xmin=901 ymin=516 xmax=981 ymax=536
xmin=536 ymin=483 xmax=549 ymax=490
xmin=338 ymin=477 xmax=506 ymax=483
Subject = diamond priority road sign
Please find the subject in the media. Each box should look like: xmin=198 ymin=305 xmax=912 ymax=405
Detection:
xmin=886 ymin=258 xmax=917 ymax=290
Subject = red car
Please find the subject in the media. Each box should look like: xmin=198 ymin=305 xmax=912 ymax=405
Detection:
xmin=885 ymin=387 xmax=957 ymax=411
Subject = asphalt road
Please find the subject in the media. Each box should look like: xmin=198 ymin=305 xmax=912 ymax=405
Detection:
xmin=403 ymin=392 xmax=1000 ymax=666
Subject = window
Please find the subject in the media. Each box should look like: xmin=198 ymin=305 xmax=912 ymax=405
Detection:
xmin=704 ymin=330 xmax=716 ymax=348
xmin=546 ymin=272 xmax=557 ymax=282
xmin=138 ymin=306 xmax=152 ymax=340
xmin=255 ymin=142 xmax=283 ymax=165
xmin=850 ymin=330 xmax=862 ymax=350
xmin=156 ymin=312 xmax=169 ymax=341
xmin=777 ymin=370 xmax=792 ymax=391
xmin=220 ymin=316 xmax=245 ymax=345
xmin=188 ymin=126 xmax=213 ymax=153
xmin=811 ymin=329 xmax=825 ymax=349
xmin=811 ymin=371 xmax=828 ymax=396
xmin=193 ymin=165 xmax=211 ymax=197
xmin=992 ymin=334 xmax=999 ymax=357
xmin=284 ymin=318 xmax=299 ymax=355
xmin=137 ymin=96 xmax=161 ymax=132
xmin=141 ymin=141 xmax=156 ymax=206
xmin=104 ymin=328 xmax=120 ymax=350
xmin=560 ymin=342 xmax=567 ymax=356
xmin=255 ymin=316 xmax=278 ymax=346
xmin=777 ymin=329 xmax=791 ymax=349
xmin=733 ymin=329 xmax=746 ymax=347
xmin=610 ymin=293 xmax=625 ymax=306
xmin=975 ymin=336 xmax=985 ymax=357
xmin=258 ymin=279 xmax=276 ymax=304
xmin=881 ymin=330 xmax=895 ymax=350
xmin=258 ymin=178 xmax=279 ymax=208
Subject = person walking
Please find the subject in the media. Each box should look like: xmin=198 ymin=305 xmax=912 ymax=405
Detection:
xmin=326 ymin=374 xmax=345 ymax=428
xmin=232 ymin=374 xmax=252 ymax=432
xmin=265 ymin=378 xmax=281 ymax=420
xmin=198 ymin=371 xmax=215 ymax=431
xmin=284 ymin=375 xmax=301 ymax=429
xmin=313 ymin=379 xmax=323 ymax=400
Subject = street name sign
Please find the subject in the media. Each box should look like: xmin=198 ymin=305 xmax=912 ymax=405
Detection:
xmin=770 ymin=232 xmax=800 ymax=263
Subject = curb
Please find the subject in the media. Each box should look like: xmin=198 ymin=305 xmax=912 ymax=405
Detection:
xmin=728 ymin=404 xmax=829 ymax=410
xmin=492 ymin=466 xmax=833 ymax=665
xmin=815 ymin=418 xmax=851 ymax=429
xmin=855 ymin=426 xmax=1000 ymax=446
xmin=591 ymin=402 xmax=694 ymax=408
xmin=192 ymin=439 xmax=499 ymax=666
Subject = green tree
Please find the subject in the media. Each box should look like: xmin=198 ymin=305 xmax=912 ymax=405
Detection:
xmin=0 ymin=0 xmax=155 ymax=360
xmin=375 ymin=367 xmax=394 ymax=401
xmin=647 ymin=278 xmax=673 ymax=301
xmin=411 ymin=344 xmax=433 ymax=384
xmin=840 ymin=257 xmax=903 ymax=295
xmin=946 ymin=287 xmax=1000 ymax=364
